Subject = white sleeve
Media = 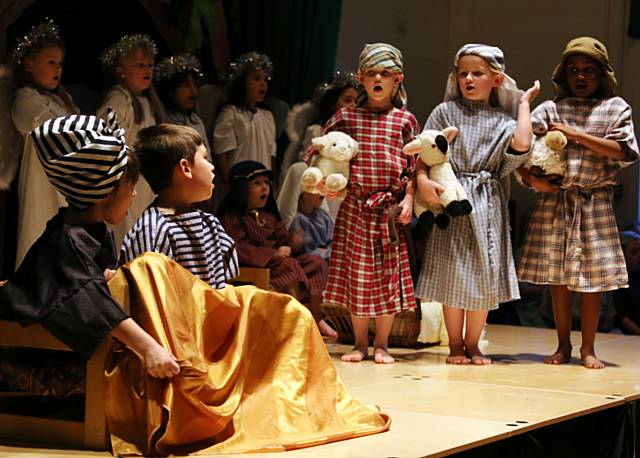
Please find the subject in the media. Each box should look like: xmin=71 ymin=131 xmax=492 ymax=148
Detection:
xmin=213 ymin=106 xmax=237 ymax=155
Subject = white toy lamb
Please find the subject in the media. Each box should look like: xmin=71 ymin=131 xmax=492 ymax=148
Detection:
xmin=515 ymin=130 xmax=567 ymax=188
xmin=403 ymin=126 xmax=472 ymax=229
xmin=300 ymin=131 xmax=358 ymax=200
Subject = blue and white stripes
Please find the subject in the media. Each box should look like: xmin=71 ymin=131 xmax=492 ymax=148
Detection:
xmin=31 ymin=109 xmax=129 ymax=209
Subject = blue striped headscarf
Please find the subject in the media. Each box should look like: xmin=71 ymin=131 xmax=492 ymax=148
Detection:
xmin=356 ymin=42 xmax=407 ymax=108
xmin=31 ymin=109 xmax=130 ymax=209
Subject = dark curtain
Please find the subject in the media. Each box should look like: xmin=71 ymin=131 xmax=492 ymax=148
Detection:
xmin=224 ymin=0 xmax=342 ymax=106
xmin=629 ymin=0 xmax=640 ymax=39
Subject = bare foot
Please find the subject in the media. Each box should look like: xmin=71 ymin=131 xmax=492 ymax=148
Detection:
xmin=373 ymin=347 xmax=394 ymax=364
xmin=581 ymin=351 xmax=605 ymax=369
xmin=466 ymin=346 xmax=491 ymax=365
xmin=543 ymin=347 xmax=572 ymax=365
xmin=447 ymin=344 xmax=470 ymax=364
xmin=318 ymin=319 xmax=338 ymax=341
xmin=341 ymin=348 xmax=368 ymax=362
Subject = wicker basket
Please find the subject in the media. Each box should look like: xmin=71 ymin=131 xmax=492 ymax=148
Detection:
xmin=322 ymin=303 xmax=422 ymax=348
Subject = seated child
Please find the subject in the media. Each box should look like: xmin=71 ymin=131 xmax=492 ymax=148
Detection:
xmin=0 ymin=114 xmax=391 ymax=456
xmin=219 ymin=160 xmax=337 ymax=339
xmin=120 ymin=124 xmax=238 ymax=287
xmin=0 ymin=111 xmax=179 ymax=379
xmin=613 ymin=228 xmax=640 ymax=335
xmin=277 ymin=164 xmax=334 ymax=261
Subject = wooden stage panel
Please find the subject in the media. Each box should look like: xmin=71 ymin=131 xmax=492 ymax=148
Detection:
xmin=1 ymin=324 xmax=639 ymax=457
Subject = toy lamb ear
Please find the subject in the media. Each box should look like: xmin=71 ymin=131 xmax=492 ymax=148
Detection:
xmin=311 ymin=135 xmax=328 ymax=150
xmin=442 ymin=126 xmax=458 ymax=142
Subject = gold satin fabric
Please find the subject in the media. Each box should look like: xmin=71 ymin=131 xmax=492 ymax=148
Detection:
xmin=106 ymin=253 xmax=390 ymax=455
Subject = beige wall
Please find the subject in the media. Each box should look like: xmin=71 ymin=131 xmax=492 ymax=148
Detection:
xmin=336 ymin=0 xmax=640 ymax=234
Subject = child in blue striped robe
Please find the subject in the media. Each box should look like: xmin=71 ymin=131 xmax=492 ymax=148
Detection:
xmin=121 ymin=123 xmax=239 ymax=288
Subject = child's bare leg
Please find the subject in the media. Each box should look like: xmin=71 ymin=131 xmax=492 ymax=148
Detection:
xmin=341 ymin=315 xmax=369 ymax=362
xmin=373 ymin=314 xmax=395 ymax=364
xmin=579 ymin=292 xmax=604 ymax=369
xmin=546 ymin=285 xmax=573 ymax=364
xmin=307 ymin=294 xmax=338 ymax=340
xmin=111 ymin=318 xmax=180 ymax=378
xmin=464 ymin=310 xmax=491 ymax=365
xmin=443 ymin=305 xmax=469 ymax=364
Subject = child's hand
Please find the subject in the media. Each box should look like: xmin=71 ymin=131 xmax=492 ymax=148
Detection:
xmin=104 ymin=268 xmax=117 ymax=282
xmin=396 ymin=196 xmax=413 ymax=225
xmin=528 ymin=174 xmax=560 ymax=193
xmin=520 ymin=80 xmax=540 ymax=105
xmin=143 ymin=345 xmax=180 ymax=379
xmin=273 ymin=246 xmax=292 ymax=260
xmin=549 ymin=122 xmax=579 ymax=142
xmin=417 ymin=177 xmax=445 ymax=205
xmin=289 ymin=231 xmax=303 ymax=252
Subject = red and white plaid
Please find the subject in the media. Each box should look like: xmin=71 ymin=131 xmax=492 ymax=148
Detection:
xmin=306 ymin=107 xmax=420 ymax=316
xmin=519 ymin=97 xmax=638 ymax=292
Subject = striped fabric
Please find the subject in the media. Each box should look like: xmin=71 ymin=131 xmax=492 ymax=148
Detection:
xmin=356 ymin=43 xmax=407 ymax=108
xmin=31 ymin=109 xmax=129 ymax=209
xmin=220 ymin=210 xmax=327 ymax=296
xmin=121 ymin=206 xmax=239 ymax=289
xmin=518 ymin=97 xmax=638 ymax=292
xmin=304 ymin=106 xmax=419 ymax=316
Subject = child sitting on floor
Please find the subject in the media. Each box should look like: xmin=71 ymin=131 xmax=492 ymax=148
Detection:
xmin=120 ymin=123 xmax=238 ymax=287
xmin=219 ymin=160 xmax=337 ymax=339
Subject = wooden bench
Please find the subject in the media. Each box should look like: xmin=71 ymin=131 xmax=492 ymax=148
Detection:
xmin=0 ymin=320 xmax=110 ymax=450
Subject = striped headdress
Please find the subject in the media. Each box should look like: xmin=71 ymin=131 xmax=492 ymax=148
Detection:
xmin=356 ymin=43 xmax=407 ymax=108
xmin=31 ymin=109 xmax=129 ymax=209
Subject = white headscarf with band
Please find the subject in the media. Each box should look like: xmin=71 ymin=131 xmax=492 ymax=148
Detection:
xmin=444 ymin=43 xmax=522 ymax=118
xmin=31 ymin=109 xmax=130 ymax=209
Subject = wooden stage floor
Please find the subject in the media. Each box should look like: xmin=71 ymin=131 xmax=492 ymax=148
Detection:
xmin=1 ymin=324 xmax=639 ymax=457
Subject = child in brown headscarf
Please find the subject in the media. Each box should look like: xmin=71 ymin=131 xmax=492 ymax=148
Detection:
xmin=518 ymin=37 xmax=639 ymax=369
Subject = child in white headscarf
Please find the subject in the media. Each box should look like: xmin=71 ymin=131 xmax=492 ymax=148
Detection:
xmin=415 ymin=43 xmax=540 ymax=365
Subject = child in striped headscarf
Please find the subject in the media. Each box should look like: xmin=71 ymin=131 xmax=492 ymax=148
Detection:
xmin=0 ymin=111 xmax=180 ymax=378
xmin=518 ymin=37 xmax=638 ymax=369
xmin=415 ymin=44 xmax=540 ymax=365
xmin=305 ymin=43 xmax=419 ymax=363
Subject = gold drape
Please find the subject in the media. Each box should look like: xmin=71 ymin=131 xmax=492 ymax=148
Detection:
xmin=106 ymin=253 xmax=389 ymax=455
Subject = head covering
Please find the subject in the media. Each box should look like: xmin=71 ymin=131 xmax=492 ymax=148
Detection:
xmin=444 ymin=43 xmax=523 ymax=118
xmin=551 ymin=36 xmax=617 ymax=100
xmin=218 ymin=160 xmax=280 ymax=218
xmin=31 ymin=109 xmax=129 ymax=209
xmin=154 ymin=53 xmax=204 ymax=83
xmin=11 ymin=18 xmax=61 ymax=66
xmin=100 ymin=34 xmax=157 ymax=69
xmin=356 ymin=43 xmax=407 ymax=108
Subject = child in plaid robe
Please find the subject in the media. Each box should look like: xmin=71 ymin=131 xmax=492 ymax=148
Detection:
xmin=518 ymin=37 xmax=639 ymax=369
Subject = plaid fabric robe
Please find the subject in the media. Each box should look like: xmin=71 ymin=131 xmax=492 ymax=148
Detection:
xmin=306 ymin=106 xmax=420 ymax=316
xmin=518 ymin=97 xmax=639 ymax=292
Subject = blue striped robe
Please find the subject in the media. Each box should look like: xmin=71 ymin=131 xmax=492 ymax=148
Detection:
xmin=121 ymin=206 xmax=239 ymax=289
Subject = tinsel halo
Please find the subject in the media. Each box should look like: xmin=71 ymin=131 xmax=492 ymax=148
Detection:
xmin=312 ymin=70 xmax=357 ymax=105
xmin=222 ymin=51 xmax=272 ymax=88
xmin=101 ymin=34 xmax=158 ymax=69
xmin=154 ymin=53 xmax=203 ymax=82
xmin=12 ymin=18 xmax=61 ymax=65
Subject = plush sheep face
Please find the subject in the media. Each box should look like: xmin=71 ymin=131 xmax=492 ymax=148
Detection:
xmin=312 ymin=131 xmax=358 ymax=162
xmin=545 ymin=131 xmax=568 ymax=150
xmin=405 ymin=130 xmax=449 ymax=166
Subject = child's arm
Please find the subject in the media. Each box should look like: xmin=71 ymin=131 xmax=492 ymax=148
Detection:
xmin=516 ymin=165 xmax=560 ymax=193
xmin=416 ymin=159 xmax=445 ymax=204
xmin=111 ymin=318 xmax=180 ymax=378
xmin=548 ymin=122 xmax=626 ymax=160
xmin=511 ymin=80 xmax=540 ymax=153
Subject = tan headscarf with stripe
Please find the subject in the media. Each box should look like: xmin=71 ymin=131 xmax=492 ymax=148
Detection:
xmin=356 ymin=43 xmax=407 ymax=108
